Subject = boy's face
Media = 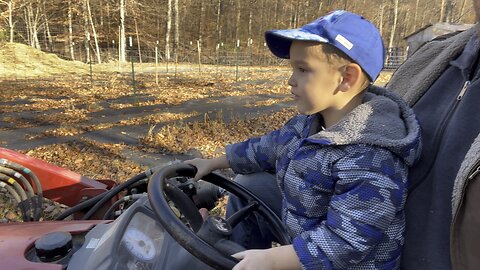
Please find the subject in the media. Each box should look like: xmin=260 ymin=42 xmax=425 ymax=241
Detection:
xmin=288 ymin=41 xmax=343 ymax=115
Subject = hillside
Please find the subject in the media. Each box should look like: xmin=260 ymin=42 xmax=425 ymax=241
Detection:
xmin=0 ymin=42 xmax=88 ymax=78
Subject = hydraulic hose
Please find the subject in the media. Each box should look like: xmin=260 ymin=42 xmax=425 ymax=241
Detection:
xmin=0 ymin=159 xmax=43 ymax=221
xmin=0 ymin=181 xmax=29 ymax=221
xmin=0 ymin=173 xmax=30 ymax=221
xmin=0 ymin=167 xmax=36 ymax=220
xmin=102 ymin=193 xmax=144 ymax=220
xmin=82 ymin=172 xmax=148 ymax=220
xmin=0 ymin=181 xmax=22 ymax=205
xmin=54 ymin=192 xmax=105 ymax=220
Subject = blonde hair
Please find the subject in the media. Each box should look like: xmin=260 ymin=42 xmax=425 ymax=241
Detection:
xmin=312 ymin=43 xmax=371 ymax=89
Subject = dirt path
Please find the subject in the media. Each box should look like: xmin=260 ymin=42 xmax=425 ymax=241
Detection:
xmin=1 ymin=90 xmax=293 ymax=167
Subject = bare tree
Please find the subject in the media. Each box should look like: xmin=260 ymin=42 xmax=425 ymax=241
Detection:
xmin=198 ymin=0 xmax=205 ymax=45
xmin=82 ymin=0 xmax=90 ymax=62
xmin=440 ymin=0 xmax=446 ymax=22
xmin=388 ymin=0 xmax=399 ymax=49
xmin=119 ymin=0 xmax=126 ymax=62
xmin=413 ymin=0 xmax=420 ymax=29
xmin=456 ymin=0 xmax=468 ymax=22
xmin=86 ymin=0 xmax=101 ymax=63
xmin=0 ymin=0 xmax=476 ymax=65
xmin=215 ymin=0 xmax=222 ymax=44
xmin=0 ymin=0 xmax=16 ymax=42
xmin=24 ymin=0 xmax=41 ymax=49
xmin=174 ymin=0 xmax=179 ymax=52
xmin=379 ymin=3 xmax=385 ymax=37
xmin=166 ymin=0 xmax=172 ymax=60
xmin=174 ymin=0 xmax=179 ymax=67
xmin=67 ymin=0 xmax=75 ymax=60
xmin=235 ymin=0 xmax=241 ymax=43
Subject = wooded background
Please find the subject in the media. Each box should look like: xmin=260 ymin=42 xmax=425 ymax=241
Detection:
xmin=0 ymin=0 xmax=476 ymax=64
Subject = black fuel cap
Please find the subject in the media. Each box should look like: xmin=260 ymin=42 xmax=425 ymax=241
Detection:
xmin=35 ymin=231 xmax=73 ymax=262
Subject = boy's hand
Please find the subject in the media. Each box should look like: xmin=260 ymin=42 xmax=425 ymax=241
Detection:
xmin=232 ymin=245 xmax=302 ymax=270
xmin=184 ymin=158 xmax=215 ymax=181
xmin=232 ymin=250 xmax=274 ymax=270
xmin=184 ymin=155 xmax=230 ymax=181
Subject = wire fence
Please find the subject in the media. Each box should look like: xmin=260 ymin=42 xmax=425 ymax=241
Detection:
xmin=1 ymin=26 xmax=406 ymax=86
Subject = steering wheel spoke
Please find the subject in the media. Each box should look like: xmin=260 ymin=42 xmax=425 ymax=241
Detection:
xmin=164 ymin=181 xmax=204 ymax=232
xmin=226 ymin=201 xmax=259 ymax=228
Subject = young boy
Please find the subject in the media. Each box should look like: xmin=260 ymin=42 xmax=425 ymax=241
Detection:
xmin=186 ymin=10 xmax=421 ymax=270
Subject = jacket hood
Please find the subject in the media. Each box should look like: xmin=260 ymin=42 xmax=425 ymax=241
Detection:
xmin=309 ymin=85 xmax=422 ymax=166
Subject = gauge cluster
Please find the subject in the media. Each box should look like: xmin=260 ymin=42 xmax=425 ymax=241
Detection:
xmin=67 ymin=194 xmax=214 ymax=270
xmin=117 ymin=212 xmax=166 ymax=269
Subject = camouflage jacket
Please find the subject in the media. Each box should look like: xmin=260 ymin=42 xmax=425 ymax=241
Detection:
xmin=226 ymin=85 xmax=421 ymax=269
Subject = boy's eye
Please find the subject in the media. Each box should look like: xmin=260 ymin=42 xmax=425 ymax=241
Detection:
xmin=298 ymin=67 xmax=307 ymax=72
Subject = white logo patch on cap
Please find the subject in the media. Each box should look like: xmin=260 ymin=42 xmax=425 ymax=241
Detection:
xmin=335 ymin=34 xmax=353 ymax=50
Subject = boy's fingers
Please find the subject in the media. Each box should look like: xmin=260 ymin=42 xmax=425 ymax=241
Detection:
xmin=232 ymin=251 xmax=246 ymax=260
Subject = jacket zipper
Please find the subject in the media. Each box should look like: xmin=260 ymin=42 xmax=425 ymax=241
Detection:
xmin=468 ymin=161 xmax=480 ymax=180
xmin=409 ymin=80 xmax=471 ymax=193
xmin=456 ymin=81 xmax=471 ymax=100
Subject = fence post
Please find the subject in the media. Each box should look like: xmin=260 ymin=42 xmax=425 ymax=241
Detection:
xmin=155 ymin=40 xmax=159 ymax=85
xmin=89 ymin=48 xmax=93 ymax=89
xmin=197 ymin=40 xmax=202 ymax=73
xmin=166 ymin=42 xmax=169 ymax=74
xmin=216 ymin=43 xmax=220 ymax=76
xmin=235 ymin=39 xmax=240 ymax=81
xmin=129 ymin=36 xmax=136 ymax=95
xmin=247 ymin=38 xmax=253 ymax=73
xmin=118 ymin=26 xmax=121 ymax=72
xmin=174 ymin=50 xmax=178 ymax=79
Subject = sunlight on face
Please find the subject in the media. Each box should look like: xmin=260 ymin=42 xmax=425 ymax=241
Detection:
xmin=288 ymin=41 xmax=342 ymax=115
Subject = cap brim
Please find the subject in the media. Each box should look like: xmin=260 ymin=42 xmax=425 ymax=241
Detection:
xmin=265 ymin=29 xmax=329 ymax=59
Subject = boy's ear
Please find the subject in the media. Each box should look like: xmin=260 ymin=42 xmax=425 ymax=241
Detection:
xmin=339 ymin=63 xmax=362 ymax=92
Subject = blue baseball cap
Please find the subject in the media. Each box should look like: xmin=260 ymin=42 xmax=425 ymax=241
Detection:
xmin=265 ymin=10 xmax=385 ymax=81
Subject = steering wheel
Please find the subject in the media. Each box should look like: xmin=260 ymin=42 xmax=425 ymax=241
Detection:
xmin=147 ymin=163 xmax=291 ymax=269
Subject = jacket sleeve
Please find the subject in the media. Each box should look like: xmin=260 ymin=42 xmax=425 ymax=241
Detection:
xmin=292 ymin=148 xmax=408 ymax=269
xmin=225 ymin=116 xmax=302 ymax=175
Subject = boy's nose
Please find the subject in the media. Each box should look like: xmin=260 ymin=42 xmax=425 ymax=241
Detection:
xmin=288 ymin=75 xmax=296 ymax=87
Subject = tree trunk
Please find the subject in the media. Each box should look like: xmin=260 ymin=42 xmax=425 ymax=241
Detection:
xmin=68 ymin=0 xmax=75 ymax=60
xmin=248 ymin=9 xmax=252 ymax=40
xmin=119 ymin=0 xmax=126 ymax=62
xmin=134 ymin=16 xmax=142 ymax=63
xmin=440 ymin=0 xmax=446 ymax=22
xmin=166 ymin=0 xmax=172 ymax=60
xmin=235 ymin=0 xmax=241 ymax=43
xmin=9 ymin=1 xmax=13 ymax=42
xmin=304 ymin=0 xmax=309 ymax=22
xmin=388 ymin=0 xmax=399 ymax=49
xmin=198 ymin=0 xmax=205 ymax=45
xmin=25 ymin=2 xmax=40 ymax=49
xmin=216 ymin=0 xmax=222 ymax=44
xmin=2 ymin=0 xmax=15 ymax=43
xmin=43 ymin=5 xmax=53 ymax=51
xmin=174 ymin=0 xmax=179 ymax=66
xmin=445 ymin=0 xmax=454 ymax=22
xmin=317 ymin=2 xmax=323 ymax=18
xmin=274 ymin=0 xmax=278 ymax=25
xmin=83 ymin=0 xmax=91 ymax=63
xmin=86 ymin=0 xmax=102 ymax=63
xmin=413 ymin=0 xmax=420 ymax=30
xmin=379 ymin=4 xmax=385 ymax=37
xmin=457 ymin=0 xmax=467 ymax=22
